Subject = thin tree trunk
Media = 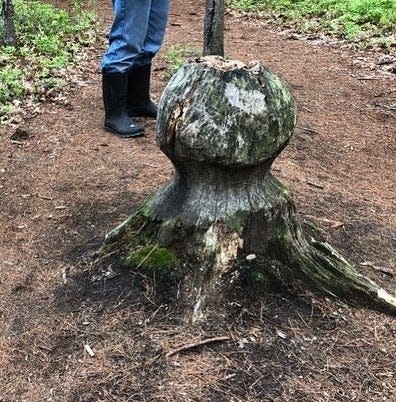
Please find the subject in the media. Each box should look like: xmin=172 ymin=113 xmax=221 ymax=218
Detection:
xmin=203 ymin=0 xmax=224 ymax=56
xmin=1 ymin=0 xmax=17 ymax=46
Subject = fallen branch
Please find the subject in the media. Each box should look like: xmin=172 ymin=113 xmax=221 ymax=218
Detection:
xmin=165 ymin=336 xmax=230 ymax=358
xmin=305 ymin=180 xmax=325 ymax=190
xmin=297 ymin=126 xmax=320 ymax=135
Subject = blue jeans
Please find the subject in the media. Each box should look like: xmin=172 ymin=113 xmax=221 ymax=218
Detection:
xmin=101 ymin=0 xmax=170 ymax=74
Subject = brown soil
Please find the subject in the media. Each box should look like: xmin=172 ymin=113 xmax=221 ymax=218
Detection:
xmin=0 ymin=1 xmax=395 ymax=401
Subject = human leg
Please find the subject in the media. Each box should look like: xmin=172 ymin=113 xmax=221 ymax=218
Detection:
xmin=127 ymin=0 xmax=170 ymax=118
xmin=101 ymin=0 xmax=152 ymax=74
xmin=101 ymin=0 xmax=152 ymax=137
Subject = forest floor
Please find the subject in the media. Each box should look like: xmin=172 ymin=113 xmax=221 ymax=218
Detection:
xmin=0 ymin=0 xmax=395 ymax=401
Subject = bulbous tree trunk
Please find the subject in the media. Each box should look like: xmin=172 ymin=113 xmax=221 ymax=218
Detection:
xmin=105 ymin=56 xmax=396 ymax=321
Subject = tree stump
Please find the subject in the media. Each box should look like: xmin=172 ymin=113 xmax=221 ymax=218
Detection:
xmin=105 ymin=56 xmax=396 ymax=321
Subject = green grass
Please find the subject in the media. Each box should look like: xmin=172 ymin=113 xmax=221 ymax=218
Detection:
xmin=164 ymin=45 xmax=201 ymax=75
xmin=228 ymin=0 xmax=396 ymax=46
xmin=0 ymin=0 xmax=97 ymax=117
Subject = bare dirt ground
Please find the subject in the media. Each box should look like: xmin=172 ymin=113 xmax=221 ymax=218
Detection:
xmin=0 ymin=0 xmax=395 ymax=401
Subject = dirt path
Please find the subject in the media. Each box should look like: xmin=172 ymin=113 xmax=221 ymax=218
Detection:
xmin=0 ymin=1 xmax=395 ymax=401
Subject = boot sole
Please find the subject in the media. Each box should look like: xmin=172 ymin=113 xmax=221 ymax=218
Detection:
xmin=104 ymin=125 xmax=145 ymax=138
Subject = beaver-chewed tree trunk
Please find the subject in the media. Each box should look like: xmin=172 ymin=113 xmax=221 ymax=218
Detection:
xmin=105 ymin=56 xmax=396 ymax=321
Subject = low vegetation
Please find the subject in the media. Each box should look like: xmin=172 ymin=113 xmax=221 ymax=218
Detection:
xmin=1 ymin=1 xmax=394 ymax=122
xmin=0 ymin=0 xmax=97 ymax=120
xmin=229 ymin=0 xmax=396 ymax=47
xmin=164 ymin=45 xmax=200 ymax=75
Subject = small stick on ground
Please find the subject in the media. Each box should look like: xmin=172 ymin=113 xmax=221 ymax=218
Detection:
xmin=306 ymin=180 xmax=325 ymax=190
xmin=297 ymin=126 xmax=321 ymax=135
xmin=165 ymin=336 xmax=231 ymax=358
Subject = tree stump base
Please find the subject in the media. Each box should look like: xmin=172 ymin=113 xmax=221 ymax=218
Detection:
xmin=105 ymin=56 xmax=396 ymax=321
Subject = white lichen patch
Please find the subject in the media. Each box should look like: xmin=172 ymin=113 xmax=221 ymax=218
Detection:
xmin=235 ymin=131 xmax=246 ymax=150
xmin=225 ymin=82 xmax=267 ymax=114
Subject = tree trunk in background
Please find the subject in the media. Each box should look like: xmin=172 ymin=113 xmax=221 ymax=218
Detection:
xmin=1 ymin=0 xmax=17 ymax=46
xmin=105 ymin=56 xmax=396 ymax=322
xmin=203 ymin=0 xmax=224 ymax=56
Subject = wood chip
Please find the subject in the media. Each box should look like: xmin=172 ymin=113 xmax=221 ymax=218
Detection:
xmin=306 ymin=181 xmax=324 ymax=190
xmin=84 ymin=344 xmax=95 ymax=357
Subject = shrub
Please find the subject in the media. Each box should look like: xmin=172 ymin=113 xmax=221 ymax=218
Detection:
xmin=0 ymin=0 xmax=97 ymax=117
xmin=228 ymin=0 xmax=396 ymax=46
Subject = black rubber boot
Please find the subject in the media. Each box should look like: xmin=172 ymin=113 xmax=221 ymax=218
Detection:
xmin=127 ymin=64 xmax=158 ymax=118
xmin=102 ymin=72 xmax=145 ymax=138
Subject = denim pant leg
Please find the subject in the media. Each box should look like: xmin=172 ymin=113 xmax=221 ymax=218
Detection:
xmin=134 ymin=0 xmax=170 ymax=67
xmin=101 ymin=0 xmax=152 ymax=74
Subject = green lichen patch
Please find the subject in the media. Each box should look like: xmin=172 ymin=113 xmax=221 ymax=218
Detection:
xmin=226 ymin=210 xmax=249 ymax=232
xmin=124 ymin=245 xmax=178 ymax=272
xmin=139 ymin=195 xmax=156 ymax=218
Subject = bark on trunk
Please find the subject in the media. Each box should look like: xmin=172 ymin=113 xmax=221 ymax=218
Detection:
xmin=105 ymin=56 xmax=396 ymax=321
xmin=203 ymin=0 xmax=224 ymax=57
xmin=1 ymin=0 xmax=17 ymax=46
